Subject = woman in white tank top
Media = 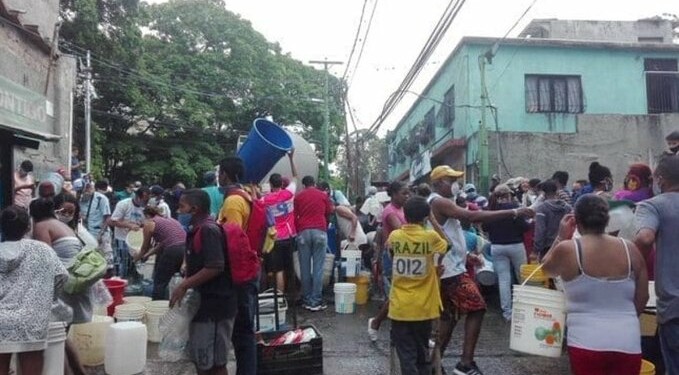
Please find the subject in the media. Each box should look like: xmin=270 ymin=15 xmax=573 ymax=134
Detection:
xmin=541 ymin=194 xmax=648 ymax=375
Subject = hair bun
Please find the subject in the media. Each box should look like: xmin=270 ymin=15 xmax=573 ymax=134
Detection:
xmin=589 ymin=162 xmax=601 ymax=171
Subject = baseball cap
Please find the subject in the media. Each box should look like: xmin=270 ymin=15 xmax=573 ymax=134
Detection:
xmin=150 ymin=185 xmax=164 ymax=196
xmin=430 ymin=165 xmax=464 ymax=181
xmin=463 ymin=183 xmax=476 ymax=193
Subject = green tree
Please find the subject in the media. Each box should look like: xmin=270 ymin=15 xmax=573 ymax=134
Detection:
xmin=60 ymin=0 xmax=345 ymax=187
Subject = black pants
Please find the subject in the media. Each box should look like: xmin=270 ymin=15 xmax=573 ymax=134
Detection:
xmin=391 ymin=319 xmax=432 ymax=375
xmin=152 ymin=243 xmax=185 ymax=300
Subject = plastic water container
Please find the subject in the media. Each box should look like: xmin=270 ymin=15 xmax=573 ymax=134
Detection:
xmin=43 ymin=322 xmax=68 ymax=375
xmin=136 ymin=260 xmax=155 ymax=280
xmin=145 ymin=300 xmax=170 ymax=343
xmin=353 ymin=271 xmax=371 ymax=305
xmin=169 ymin=273 xmax=183 ymax=297
xmin=257 ymin=290 xmax=288 ymax=332
xmin=114 ymin=303 xmax=146 ymax=323
xmin=640 ymin=359 xmax=656 ymax=375
xmin=340 ymin=249 xmax=362 ymax=278
xmin=105 ymin=322 xmax=147 ymax=375
xmin=334 ymin=283 xmax=357 ymax=314
xmin=510 ymin=284 xmax=566 ymax=358
xmin=475 ymin=257 xmax=498 ymax=286
xmin=520 ymin=263 xmax=549 ymax=288
xmin=69 ymin=315 xmax=114 ymax=367
xmin=237 ymin=118 xmax=293 ymax=183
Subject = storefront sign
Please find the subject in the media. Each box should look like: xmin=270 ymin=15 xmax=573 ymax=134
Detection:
xmin=0 ymin=75 xmax=53 ymax=136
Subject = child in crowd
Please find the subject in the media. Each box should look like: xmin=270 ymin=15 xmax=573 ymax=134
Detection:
xmin=388 ymin=196 xmax=447 ymax=375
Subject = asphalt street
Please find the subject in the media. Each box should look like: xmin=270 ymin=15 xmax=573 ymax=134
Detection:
xmin=86 ymin=286 xmax=571 ymax=374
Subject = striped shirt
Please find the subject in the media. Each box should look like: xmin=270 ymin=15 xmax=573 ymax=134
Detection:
xmin=151 ymin=216 xmax=186 ymax=249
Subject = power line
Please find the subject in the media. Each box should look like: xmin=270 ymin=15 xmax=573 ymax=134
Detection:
xmin=345 ymin=0 xmax=380 ymax=93
xmin=341 ymin=0 xmax=370 ymax=84
xmin=367 ymin=0 xmax=466 ymax=136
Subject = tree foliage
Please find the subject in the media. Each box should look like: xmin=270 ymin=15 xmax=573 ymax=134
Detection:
xmin=336 ymin=129 xmax=388 ymax=199
xmin=60 ymin=0 xmax=345 ymax=187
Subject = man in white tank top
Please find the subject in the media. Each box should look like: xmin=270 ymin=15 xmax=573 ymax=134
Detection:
xmin=428 ymin=166 xmax=534 ymax=375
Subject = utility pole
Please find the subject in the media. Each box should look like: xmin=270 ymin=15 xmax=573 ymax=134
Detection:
xmin=309 ymin=59 xmax=343 ymax=181
xmin=478 ymin=54 xmax=490 ymax=195
xmin=84 ymin=50 xmax=92 ymax=174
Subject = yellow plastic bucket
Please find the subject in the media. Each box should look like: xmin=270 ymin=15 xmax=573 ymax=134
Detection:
xmin=521 ymin=263 xmax=549 ymax=288
xmin=354 ymin=273 xmax=370 ymax=305
xmin=640 ymin=359 xmax=655 ymax=375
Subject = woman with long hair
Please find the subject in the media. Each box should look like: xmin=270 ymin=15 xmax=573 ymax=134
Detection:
xmin=30 ymin=198 xmax=91 ymax=375
xmin=542 ymin=194 xmax=648 ymax=375
xmin=482 ymin=184 xmax=530 ymax=321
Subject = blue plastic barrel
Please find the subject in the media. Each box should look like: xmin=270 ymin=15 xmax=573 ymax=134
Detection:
xmin=237 ymin=118 xmax=293 ymax=183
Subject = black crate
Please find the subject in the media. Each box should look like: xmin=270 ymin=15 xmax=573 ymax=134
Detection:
xmin=256 ymin=325 xmax=323 ymax=375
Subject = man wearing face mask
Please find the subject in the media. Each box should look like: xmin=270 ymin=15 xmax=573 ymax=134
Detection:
xmin=428 ymin=165 xmax=534 ymax=375
xmin=109 ymin=186 xmax=150 ymax=277
xmin=664 ymin=131 xmax=679 ymax=156
xmin=635 ymin=155 xmax=679 ymax=374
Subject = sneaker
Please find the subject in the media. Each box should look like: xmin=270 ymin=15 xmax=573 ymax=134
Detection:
xmin=306 ymin=303 xmax=327 ymax=312
xmin=453 ymin=361 xmax=483 ymax=375
xmin=367 ymin=318 xmax=379 ymax=342
xmin=428 ymin=339 xmax=436 ymax=348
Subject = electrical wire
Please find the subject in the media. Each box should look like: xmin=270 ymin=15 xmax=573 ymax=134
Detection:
xmin=367 ymin=0 xmax=466 ymax=136
xmin=341 ymin=0 xmax=370 ymax=84
xmin=345 ymin=0 xmax=380 ymax=92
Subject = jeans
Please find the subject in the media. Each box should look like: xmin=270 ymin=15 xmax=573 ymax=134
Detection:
xmin=232 ymin=278 xmax=258 ymax=375
xmin=659 ymin=318 xmax=679 ymax=375
xmin=114 ymin=239 xmax=132 ymax=278
xmin=492 ymin=242 xmax=527 ymax=321
xmin=297 ymin=229 xmax=328 ymax=307
xmin=391 ymin=319 xmax=432 ymax=375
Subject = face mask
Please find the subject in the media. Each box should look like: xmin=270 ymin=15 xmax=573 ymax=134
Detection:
xmin=177 ymin=213 xmax=193 ymax=229
xmin=56 ymin=213 xmax=74 ymax=223
xmin=670 ymin=145 xmax=679 ymax=154
xmin=450 ymin=182 xmax=461 ymax=196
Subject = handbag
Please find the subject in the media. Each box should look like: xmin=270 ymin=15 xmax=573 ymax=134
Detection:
xmin=63 ymin=248 xmax=107 ymax=294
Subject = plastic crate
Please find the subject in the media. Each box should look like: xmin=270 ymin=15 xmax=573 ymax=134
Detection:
xmin=256 ymin=325 xmax=323 ymax=375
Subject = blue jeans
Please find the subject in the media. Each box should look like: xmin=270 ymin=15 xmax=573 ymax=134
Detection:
xmin=491 ymin=242 xmax=527 ymax=321
xmin=233 ymin=278 xmax=258 ymax=375
xmin=297 ymin=229 xmax=328 ymax=307
xmin=659 ymin=318 xmax=679 ymax=375
xmin=114 ymin=239 xmax=132 ymax=278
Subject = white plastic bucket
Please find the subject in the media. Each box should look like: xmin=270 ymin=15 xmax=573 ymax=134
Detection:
xmin=135 ymin=261 xmax=155 ymax=280
xmin=105 ymin=322 xmax=147 ymax=375
xmin=144 ymin=300 xmax=169 ymax=343
xmin=114 ymin=303 xmax=146 ymax=323
xmin=475 ymin=258 xmax=497 ymax=286
xmin=510 ymin=284 xmax=566 ymax=358
xmin=69 ymin=315 xmax=114 ymax=367
xmin=334 ymin=283 xmax=357 ymax=314
xmin=340 ymin=249 xmax=362 ymax=278
xmin=43 ymin=322 xmax=67 ymax=375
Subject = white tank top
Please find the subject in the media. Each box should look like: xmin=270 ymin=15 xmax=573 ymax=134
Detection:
xmin=563 ymin=238 xmax=640 ymax=354
xmin=428 ymin=193 xmax=467 ymax=279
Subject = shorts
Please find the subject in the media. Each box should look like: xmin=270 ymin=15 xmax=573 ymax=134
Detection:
xmin=440 ymin=273 xmax=486 ymax=319
xmin=189 ymin=318 xmax=235 ymax=370
xmin=568 ymin=346 xmax=641 ymax=375
xmin=264 ymin=238 xmax=294 ymax=273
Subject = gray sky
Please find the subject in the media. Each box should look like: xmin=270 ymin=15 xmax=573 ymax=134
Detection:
xmin=146 ymin=0 xmax=679 ymax=134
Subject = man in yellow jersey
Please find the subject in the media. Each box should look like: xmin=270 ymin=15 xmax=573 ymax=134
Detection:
xmin=388 ymin=196 xmax=447 ymax=375
xmin=217 ymin=155 xmax=257 ymax=375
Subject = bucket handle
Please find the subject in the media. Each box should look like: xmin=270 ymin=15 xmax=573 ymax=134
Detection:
xmin=521 ymin=263 xmax=546 ymax=287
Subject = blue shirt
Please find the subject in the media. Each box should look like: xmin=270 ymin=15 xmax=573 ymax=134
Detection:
xmin=79 ymin=192 xmax=111 ymax=238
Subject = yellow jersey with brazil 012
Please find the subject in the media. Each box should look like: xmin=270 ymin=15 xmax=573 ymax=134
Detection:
xmin=387 ymin=224 xmax=448 ymax=321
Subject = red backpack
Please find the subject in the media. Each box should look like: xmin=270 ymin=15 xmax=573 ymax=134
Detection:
xmin=193 ymin=222 xmax=260 ymax=285
xmin=227 ymin=189 xmax=275 ymax=256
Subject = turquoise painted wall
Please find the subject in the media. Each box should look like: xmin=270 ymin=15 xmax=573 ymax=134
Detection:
xmin=388 ymin=40 xmax=679 ymax=180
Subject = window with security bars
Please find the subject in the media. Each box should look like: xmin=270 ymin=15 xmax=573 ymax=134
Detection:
xmin=645 ymin=58 xmax=679 ymax=114
xmin=525 ymin=75 xmax=583 ymax=113
xmin=443 ymin=85 xmax=455 ymax=127
xmin=420 ymin=107 xmax=435 ymax=145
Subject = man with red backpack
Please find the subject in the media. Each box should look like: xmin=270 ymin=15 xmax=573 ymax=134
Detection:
xmin=217 ymin=156 xmax=258 ymax=375
xmin=169 ymin=189 xmax=237 ymax=375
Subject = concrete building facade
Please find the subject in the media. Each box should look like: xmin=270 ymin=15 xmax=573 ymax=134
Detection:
xmin=387 ymin=19 xmax=679 ymax=191
xmin=0 ymin=0 xmax=76 ymax=207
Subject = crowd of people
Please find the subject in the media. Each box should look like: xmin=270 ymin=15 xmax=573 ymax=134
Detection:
xmin=1 ymin=130 xmax=678 ymax=375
